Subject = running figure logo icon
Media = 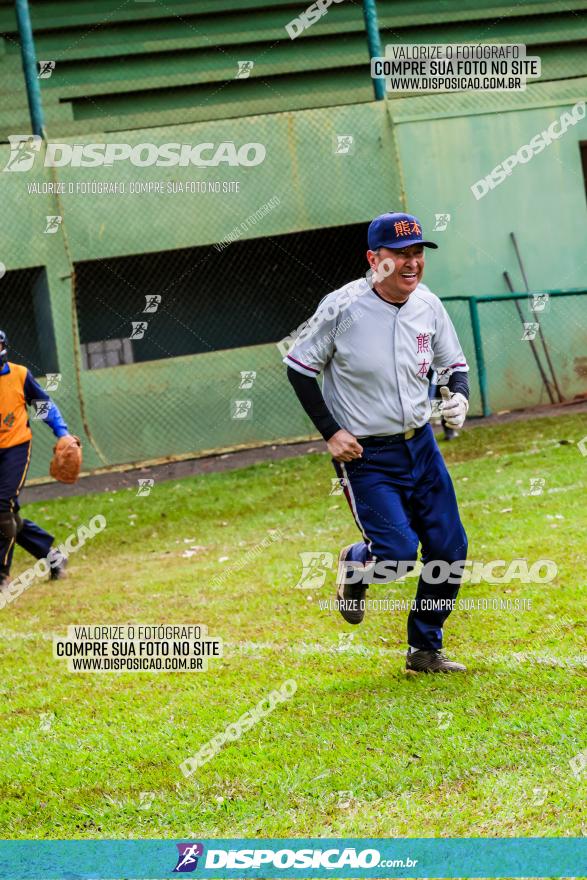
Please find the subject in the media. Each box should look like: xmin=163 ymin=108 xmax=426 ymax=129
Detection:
xmin=3 ymin=135 xmax=42 ymax=172
xmin=236 ymin=61 xmax=254 ymax=78
xmin=334 ymin=135 xmax=354 ymax=154
xmin=295 ymin=551 xmax=334 ymax=589
xmin=38 ymin=60 xmax=56 ymax=79
xmin=433 ymin=213 xmax=451 ymax=231
xmin=173 ymin=843 xmax=204 ymax=872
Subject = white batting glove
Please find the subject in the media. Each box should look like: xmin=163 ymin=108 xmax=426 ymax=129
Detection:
xmin=439 ymin=387 xmax=469 ymax=429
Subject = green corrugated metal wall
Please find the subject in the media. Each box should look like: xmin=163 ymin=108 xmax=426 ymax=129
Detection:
xmin=1 ymin=0 xmax=586 ymax=136
xmin=0 ymin=1 xmax=585 ymax=479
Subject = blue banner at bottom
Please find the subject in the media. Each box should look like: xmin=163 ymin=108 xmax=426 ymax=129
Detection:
xmin=0 ymin=838 xmax=585 ymax=879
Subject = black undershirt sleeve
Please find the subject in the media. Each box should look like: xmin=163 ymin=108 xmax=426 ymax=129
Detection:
xmin=286 ymin=366 xmax=341 ymax=441
xmin=447 ymin=370 xmax=470 ymax=400
xmin=427 ymin=368 xmax=470 ymax=400
xmin=286 ymin=365 xmax=469 ymax=441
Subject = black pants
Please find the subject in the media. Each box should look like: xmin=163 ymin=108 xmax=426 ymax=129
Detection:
xmin=0 ymin=441 xmax=54 ymax=578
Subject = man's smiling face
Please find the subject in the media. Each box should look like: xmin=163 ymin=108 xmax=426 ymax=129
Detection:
xmin=367 ymin=244 xmax=425 ymax=301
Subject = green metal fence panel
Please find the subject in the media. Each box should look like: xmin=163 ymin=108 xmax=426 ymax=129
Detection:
xmin=18 ymin=285 xmax=587 ymax=481
xmin=442 ymin=298 xmax=482 ymax=417
xmin=476 ymin=291 xmax=587 ymax=412
xmin=77 ymin=343 xmax=315 ymax=467
xmin=1 ymin=1 xmax=586 ymax=482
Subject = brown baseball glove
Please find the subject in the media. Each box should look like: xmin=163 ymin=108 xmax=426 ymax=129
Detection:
xmin=50 ymin=435 xmax=82 ymax=484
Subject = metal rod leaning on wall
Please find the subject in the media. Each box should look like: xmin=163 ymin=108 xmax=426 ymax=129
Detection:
xmin=15 ymin=0 xmax=45 ymax=137
xmin=467 ymin=296 xmax=491 ymax=418
xmin=510 ymin=232 xmax=565 ymax=403
xmin=362 ymin=0 xmax=386 ymax=100
xmin=503 ymin=271 xmax=555 ymax=405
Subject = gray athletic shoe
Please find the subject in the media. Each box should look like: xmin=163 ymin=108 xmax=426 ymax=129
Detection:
xmin=48 ymin=548 xmax=68 ymax=581
xmin=336 ymin=544 xmax=367 ymax=625
xmin=406 ymin=649 xmax=466 ymax=673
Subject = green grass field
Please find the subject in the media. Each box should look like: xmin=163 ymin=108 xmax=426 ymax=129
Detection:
xmin=0 ymin=413 xmax=586 ymax=840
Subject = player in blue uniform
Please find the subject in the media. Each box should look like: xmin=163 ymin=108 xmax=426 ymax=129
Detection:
xmin=285 ymin=214 xmax=470 ymax=673
xmin=0 ymin=331 xmax=70 ymax=593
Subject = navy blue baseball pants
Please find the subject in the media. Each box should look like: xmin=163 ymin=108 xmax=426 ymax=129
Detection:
xmin=0 ymin=441 xmax=54 ymax=578
xmin=334 ymin=423 xmax=467 ymax=650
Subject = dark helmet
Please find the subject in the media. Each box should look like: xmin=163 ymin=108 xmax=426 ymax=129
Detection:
xmin=0 ymin=331 xmax=7 ymax=365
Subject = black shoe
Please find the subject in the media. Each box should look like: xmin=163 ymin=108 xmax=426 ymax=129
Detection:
xmin=335 ymin=544 xmax=367 ymax=625
xmin=48 ymin=549 xmax=68 ymax=580
xmin=406 ymin=649 xmax=466 ymax=673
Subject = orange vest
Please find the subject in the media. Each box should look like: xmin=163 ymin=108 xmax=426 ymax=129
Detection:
xmin=0 ymin=363 xmax=33 ymax=448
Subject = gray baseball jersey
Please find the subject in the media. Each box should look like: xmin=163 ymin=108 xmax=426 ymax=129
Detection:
xmin=283 ymin=277 xmax=468 ymax=438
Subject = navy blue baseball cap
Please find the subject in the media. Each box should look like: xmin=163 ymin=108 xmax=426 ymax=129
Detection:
xmin=368 ymin=212 xmax=438 ymax=250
